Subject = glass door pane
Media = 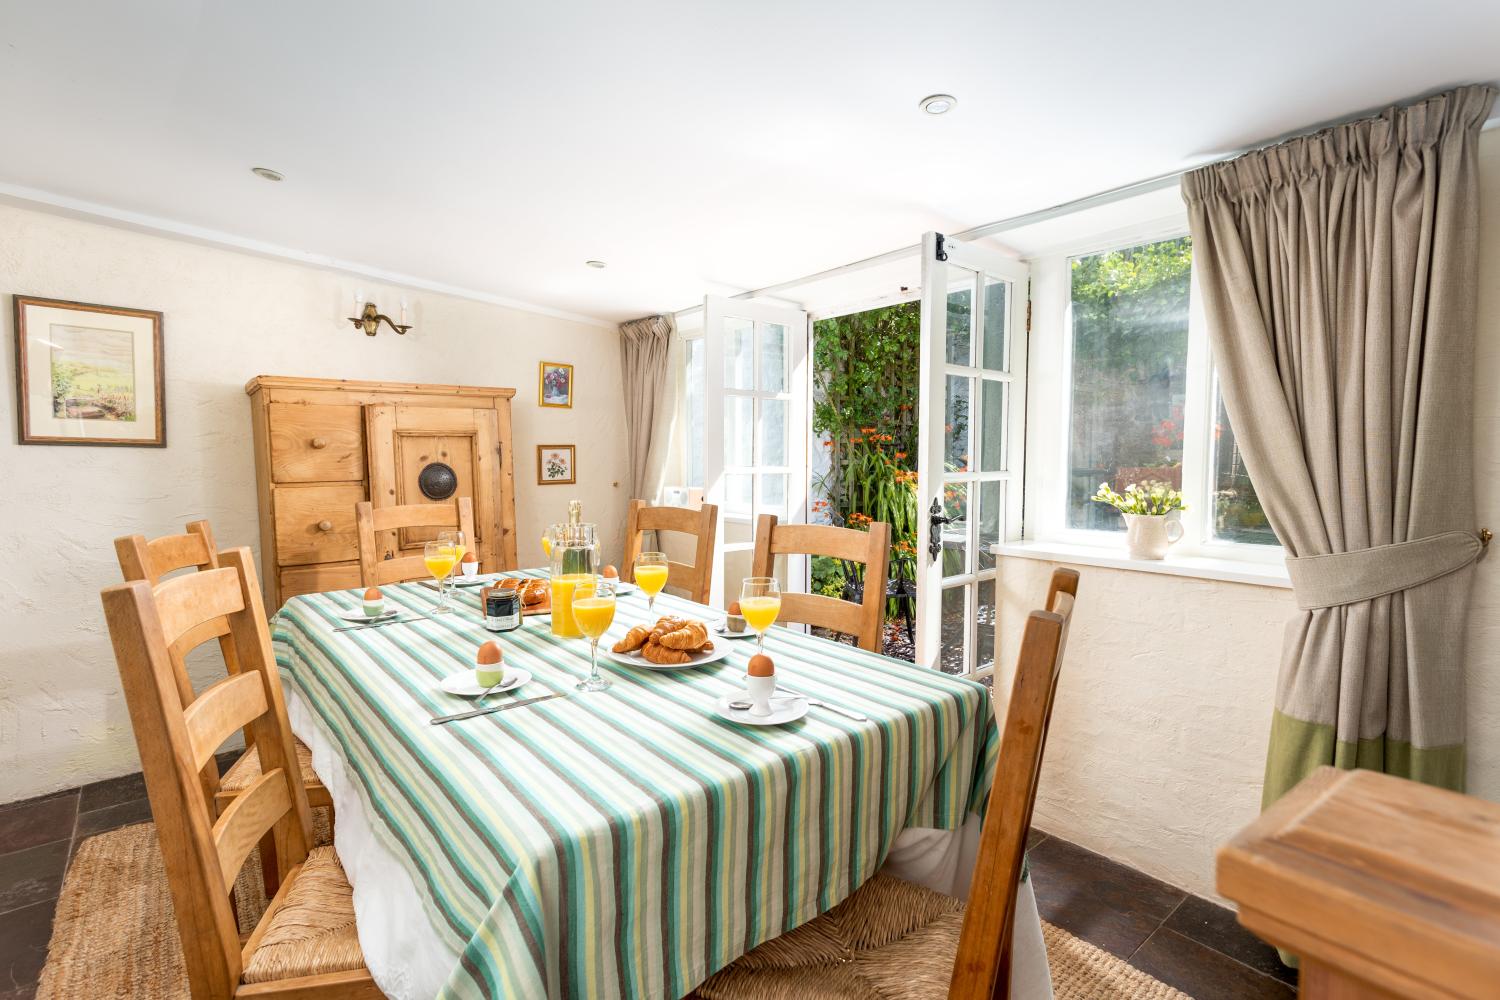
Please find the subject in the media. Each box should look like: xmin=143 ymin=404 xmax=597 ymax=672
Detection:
xmin=916 ymin=234 xmax=1028 ymax=675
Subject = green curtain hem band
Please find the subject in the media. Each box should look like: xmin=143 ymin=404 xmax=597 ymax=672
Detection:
xmin=1261 ymin=710 xmax=1465 ymax=809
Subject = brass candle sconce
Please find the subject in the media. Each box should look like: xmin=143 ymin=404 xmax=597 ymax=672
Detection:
xmin=348 ymin=300 xmax=411 ymax=336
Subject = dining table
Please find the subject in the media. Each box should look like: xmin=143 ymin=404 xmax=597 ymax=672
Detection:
xmin=271 ymin=571 xmax=1053 ymax=999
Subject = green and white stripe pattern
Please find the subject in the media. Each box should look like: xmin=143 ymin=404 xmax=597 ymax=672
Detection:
xmin=272 ymin=573 xmax=998 ymax=1000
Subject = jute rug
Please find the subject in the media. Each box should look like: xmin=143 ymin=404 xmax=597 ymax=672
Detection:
xmin=39 ymin=823 xmax=1192 ymax=999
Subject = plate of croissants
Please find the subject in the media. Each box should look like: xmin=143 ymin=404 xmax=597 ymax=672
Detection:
xmin=607 ymin=616 xmax=728 ymax=669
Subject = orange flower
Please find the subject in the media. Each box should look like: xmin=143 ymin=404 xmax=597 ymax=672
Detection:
xmin=894 ymin=451 xmax=907 ymax=459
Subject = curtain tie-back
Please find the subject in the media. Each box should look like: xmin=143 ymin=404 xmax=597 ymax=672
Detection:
xmin=1285 ymin=530 xmax=1487 ymax=611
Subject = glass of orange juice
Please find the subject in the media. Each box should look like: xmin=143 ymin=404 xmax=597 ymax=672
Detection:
xmin=740 ymin=577 xmax=781 ymax=653
xmin=572 ymin=577 xmax=616 ymax=692
xmin=424 ymin=540 xmax=460 ymax=614
xmin=634 ymin=551 xmax=669 ymax=614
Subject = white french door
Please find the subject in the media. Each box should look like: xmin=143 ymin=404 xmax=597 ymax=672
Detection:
xmin=701 ymin=296 xmax=810 ymax=608
xmin=915 ymin=233 xmax=1029 ymax=675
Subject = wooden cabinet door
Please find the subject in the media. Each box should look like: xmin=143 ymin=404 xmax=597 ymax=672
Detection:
xmin=365 ymin=404 xmax=505 ymax=570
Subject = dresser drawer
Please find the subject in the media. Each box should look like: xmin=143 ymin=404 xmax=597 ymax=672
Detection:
xmin=273 ymin=484 xmax=364 ymax=566
xmin=269 ymin=403 xmax=365 ymax=483
xmin=280 ymin=562 xmax=363 ymax=600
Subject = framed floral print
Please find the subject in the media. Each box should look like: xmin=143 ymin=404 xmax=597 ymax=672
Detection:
xmin=13 ymin=296 xmax=166 ymax=446
xmin=536 ymin=444 xmax=576 ymax=485
xmin=539 ymin=361 xmax=573 ymax=408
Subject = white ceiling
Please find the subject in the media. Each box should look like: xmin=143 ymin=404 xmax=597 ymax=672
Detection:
xmin=2 ymin=1 xmax=1498 ymax=324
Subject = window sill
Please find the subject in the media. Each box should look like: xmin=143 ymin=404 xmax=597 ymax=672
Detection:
xmin=990 ymin=541 xmax=1292 ymax=589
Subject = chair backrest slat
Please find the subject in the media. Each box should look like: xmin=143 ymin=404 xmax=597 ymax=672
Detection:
xmin=116 ymin=520 xmax=238 ymax=711
xmin=182 ymin=671 xmax=268 ymax=776
xmin=153 ymin=566 xmax=245 ymax=652
xmin=357 ymin=497 xmax=477 ymax=587
xmin=102 ymin=545 xmax=316 ymax=996
xmin=212 ymin=768 xmax=293 ymax=894
xmin=750 ymin=513 xmax=891 ymax=652
xmin=948 ymin=567 xmax=1079 ymax=1000
xmin=622 ymin=499 xmax=718 ymax=604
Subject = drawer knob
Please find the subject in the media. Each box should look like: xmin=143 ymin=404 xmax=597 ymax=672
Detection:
xmin=317 ymin=520 xmax=333 ymax=532
xmin=311 ymin=437 xmax=328 ymax=449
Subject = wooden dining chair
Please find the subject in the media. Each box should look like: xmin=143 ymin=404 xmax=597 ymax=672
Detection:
xmin=695 ymin=567 xmax=1081 ymax=1000
xmin=115 ymin=522 xmax=333 ymax=825
xmin=621 ymin=498 xmax=719 ymax=603
xmin=101 ymin=548 xmax=380 ymax=999
xmin=355 ymin=496 xmax=476 ymax=587
xmin=750 ymin=513 xmax=892 ymax=652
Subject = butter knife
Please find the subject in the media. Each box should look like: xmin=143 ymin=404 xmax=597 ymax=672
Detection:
xmin=430 ymin=692 xmax=565 ymax=725
xmin=333 ymin=617 xmax=423 ymax=633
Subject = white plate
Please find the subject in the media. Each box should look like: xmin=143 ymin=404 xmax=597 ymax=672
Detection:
xmin=439 ymin=667 xmax=532 ymax=697
xmin=339 ymin=607 xmax=399 ymax=624
xmin=602 ymin=579 xmax=637 ymax=595
xmin=715 ymin=693 xmax=808 ymax=725
xmin=605 ymin=642 xmax=731 ymax=671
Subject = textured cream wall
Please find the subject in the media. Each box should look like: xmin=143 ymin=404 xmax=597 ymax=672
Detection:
xmin=0 ymin=202 xmax=629 ymax=803
xmin=1009 ymin=130 xmax=1500 ymax=901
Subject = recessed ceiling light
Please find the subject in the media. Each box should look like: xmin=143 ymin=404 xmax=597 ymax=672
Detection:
xmin=251 ymin=166 xmax=284 ymax=182
xmin=918 ymin=94 xmax=957 ymax=116
xmin=585 ymin=260 xmax=607 ymax=269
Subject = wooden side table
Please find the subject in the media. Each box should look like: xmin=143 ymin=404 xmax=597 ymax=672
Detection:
xmin=1218 ymin=766 xmax=1500 ymax=998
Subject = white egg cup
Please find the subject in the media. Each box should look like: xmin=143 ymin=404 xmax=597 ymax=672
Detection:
xmin=745 ymin=674 xmax=775 ymax=717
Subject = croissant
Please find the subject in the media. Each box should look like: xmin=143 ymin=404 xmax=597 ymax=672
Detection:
xmin=612 ymin=624 xmax=653 ymax=653
xmin=648 ymin=617 xmax=688 ymax=642
xmin=658 ymin=621 xmax=709 ymax=650
xmin=641 ymin=641 xmax=694 ymax=665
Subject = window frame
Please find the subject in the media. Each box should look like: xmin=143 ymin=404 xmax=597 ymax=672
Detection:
xmin=1027 ymin=221 xmax=1285 ymax=566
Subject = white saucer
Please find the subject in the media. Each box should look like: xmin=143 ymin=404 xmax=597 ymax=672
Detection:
xmin=339 ymin=607 xmax=399 ymax=623
xmin=714 ymin=693 xmax=808 ymax=725
xmin=450 ymin=574 xmax=491 ymax=588
xmin=715 ymin=624 xmax=756 ymax=640
xmin=606 ymin=642 xmax=731 ymax=671
xmin=601 ymin=579 xmax=637 ymax=595
xmin=439 ymin=667 xmax=531 ymax=697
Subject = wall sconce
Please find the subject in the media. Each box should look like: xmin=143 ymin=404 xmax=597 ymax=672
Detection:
xmin=348 ymin=295 xmax=411 ymax=336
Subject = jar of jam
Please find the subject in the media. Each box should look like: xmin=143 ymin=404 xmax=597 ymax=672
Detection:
xmin=483 ymin=586 xmax=521 ymax=632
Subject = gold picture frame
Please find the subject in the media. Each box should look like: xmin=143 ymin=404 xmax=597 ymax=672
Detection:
xmin=538 ymin=361 xmax=573 ymax=408
xmin=537 ymin=444 xmax=576 ymax=485
xmin=13 ymin=295 xmax=166 ymax=447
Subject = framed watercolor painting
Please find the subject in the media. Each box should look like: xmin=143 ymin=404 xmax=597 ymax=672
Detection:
xmin=537 ymin=444 xmax=576 ymax=485
xmin=13 ymin=296 xmax=165 ymax=447
xmin=539 ymin=361 xmax=573 ymax=408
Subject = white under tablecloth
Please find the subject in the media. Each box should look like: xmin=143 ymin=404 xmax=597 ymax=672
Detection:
xmin=288 ymin=686 xmax=1052 ymax=1000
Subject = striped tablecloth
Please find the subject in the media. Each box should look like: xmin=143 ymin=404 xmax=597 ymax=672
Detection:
xmin=272 ymin=573 xmax=999 ymax=1000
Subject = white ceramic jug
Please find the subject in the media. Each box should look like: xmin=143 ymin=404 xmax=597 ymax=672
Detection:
xmin=1123 ymin=513 xmax=1183 ymax=560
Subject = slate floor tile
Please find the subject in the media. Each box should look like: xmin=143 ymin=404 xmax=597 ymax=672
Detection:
xmin=0 ymin=841 xmax=69 ymax=915
xmin=1164 ymin=893 xmax=1296 ymax=985
xmin=1131 ymin=926 xmax=1295 ymax=999
xmin=0 ymin=794 xmax=77 ymax=856
xmin=1028 ymin=835 xmax=1186 ymax=960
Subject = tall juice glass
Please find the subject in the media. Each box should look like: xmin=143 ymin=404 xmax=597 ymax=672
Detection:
xmin=548 ymin=522 xmax=598 ymax=638
xmin=740 ymin=577 xmax=781 ymax=653
xmin=572 ymin=578 xmax=616 ymax=692
xmin=424 ymin=540 xmax=459 ymax=614
xmin=634 ymin=551 xmax=669 ymax=614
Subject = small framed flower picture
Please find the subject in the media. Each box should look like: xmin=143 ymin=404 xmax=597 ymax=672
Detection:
xmin=537 ymin=444 xmax=576 ymax=485
xmin=538 ymin=361 xmax=573 ymax=408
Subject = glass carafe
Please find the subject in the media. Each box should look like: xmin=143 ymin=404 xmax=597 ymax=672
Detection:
xmin=547 ymin=521 xmax=598 ymax=638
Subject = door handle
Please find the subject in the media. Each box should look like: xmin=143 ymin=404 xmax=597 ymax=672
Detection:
xmin=928 ymin=498 xmax=955 ymax=560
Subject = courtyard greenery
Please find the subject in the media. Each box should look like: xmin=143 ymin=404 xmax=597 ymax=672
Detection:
xmin=810 ymin=303 xmax=921 ymax=605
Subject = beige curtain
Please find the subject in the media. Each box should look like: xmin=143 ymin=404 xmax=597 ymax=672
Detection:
xmin=1182 ymin=84 xmax=1495 ymax=806
xmin=619 ymin=314 xmax=675 ymax=502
